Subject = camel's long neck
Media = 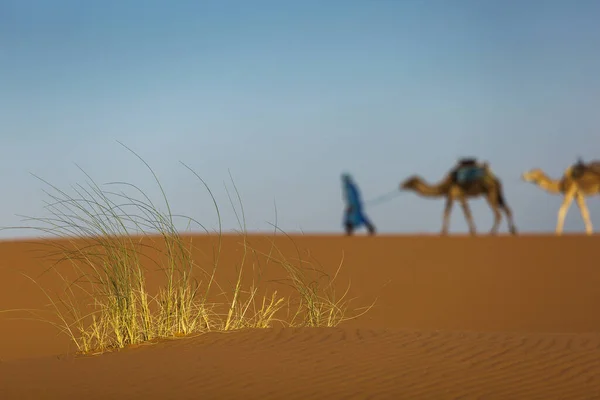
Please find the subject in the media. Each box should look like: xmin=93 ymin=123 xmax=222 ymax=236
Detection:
xmin=536 ymin=175 xmax=562 ymax=194
xmin=413 ymin=181 xmax=447 ymax=197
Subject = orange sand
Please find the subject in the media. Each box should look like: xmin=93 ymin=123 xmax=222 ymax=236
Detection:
xmin=1 ymin=234 xmax=600 ymax=399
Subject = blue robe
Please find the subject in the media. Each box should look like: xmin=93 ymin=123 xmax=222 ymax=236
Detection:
xmin=343 ymin=179 xmax=368 ymax=227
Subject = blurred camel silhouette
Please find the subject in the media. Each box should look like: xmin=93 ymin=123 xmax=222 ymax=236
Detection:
xmin=522 ymin=158 xmax=600 ymax=235
xmin=400 ymin=158 xmax=517 ymax=236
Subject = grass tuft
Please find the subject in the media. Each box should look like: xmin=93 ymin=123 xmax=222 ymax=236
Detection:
xmin=2 ymin=143 xmax=374 ymax=355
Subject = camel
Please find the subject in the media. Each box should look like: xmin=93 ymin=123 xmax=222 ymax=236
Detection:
xmin=521 ymin=158 xmax=600 ymax=235
xmin=400 ymin=158 xmax=518 ymax=235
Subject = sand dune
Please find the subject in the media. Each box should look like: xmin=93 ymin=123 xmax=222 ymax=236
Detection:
xmin=3 ymin=328 xmax=600 ymax=399
xmin=1 ymin=234 xmax=600 ymax=399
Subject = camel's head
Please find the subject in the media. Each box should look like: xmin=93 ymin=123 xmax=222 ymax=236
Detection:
xmin=400 ymin=176 xmax=422 ymax=191
xmin=521 ymin=168 xmax=545 ymax=183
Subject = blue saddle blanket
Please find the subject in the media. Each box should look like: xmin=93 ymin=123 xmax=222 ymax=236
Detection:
xmin=455 ymin=166 xmax=486 ymax=184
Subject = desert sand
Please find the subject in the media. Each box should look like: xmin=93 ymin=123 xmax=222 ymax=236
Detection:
xmin=1 ymin=233 xmax=600 ymax=399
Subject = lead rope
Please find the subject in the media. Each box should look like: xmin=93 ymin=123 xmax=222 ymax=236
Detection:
xmin=364 ymin=189 xmax=404 ymax=208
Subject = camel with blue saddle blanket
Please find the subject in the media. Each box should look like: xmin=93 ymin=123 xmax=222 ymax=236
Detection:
xmin=399 ymin=158 xmax=518 ymax=236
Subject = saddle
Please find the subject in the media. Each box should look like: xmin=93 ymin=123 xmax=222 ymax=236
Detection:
xmin=451 ymin=158 xmax=488 ymax=185
xmin=570 ymin=158 xmax=600 ymax=179
xmin=457 ymin=158 xmax=478 ymax=167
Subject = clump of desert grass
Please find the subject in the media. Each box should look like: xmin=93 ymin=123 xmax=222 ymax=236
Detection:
xmin=3 ymin=143 xmax=374 ymax=355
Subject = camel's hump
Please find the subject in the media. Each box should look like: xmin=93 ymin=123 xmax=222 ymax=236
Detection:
xmin=567 ymin=160 xmax=600 ymax=180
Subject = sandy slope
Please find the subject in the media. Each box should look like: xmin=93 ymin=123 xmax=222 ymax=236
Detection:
xmin=3 ymin=327 xmax=600 ymax=399
xmin=1 ymin=234 xmax=600 ymax=399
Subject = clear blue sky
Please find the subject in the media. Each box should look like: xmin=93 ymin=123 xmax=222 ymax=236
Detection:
xmin=1 ymin=0 xmax=599 ymax=238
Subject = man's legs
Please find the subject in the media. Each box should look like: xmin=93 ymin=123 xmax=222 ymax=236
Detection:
xmin=344 ymin=221 xmax=354 ymax=236
xmin=344 ymin=206 xmax=355 ymax=236
xmin=345 ymin=208 xmax=375 ymax=236
xmin=363 ymin=217 xmax=376 ymax=235
xmin=357 ymin=211 xmax=376 ymax=236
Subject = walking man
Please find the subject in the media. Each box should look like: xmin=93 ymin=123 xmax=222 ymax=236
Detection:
xmin=341 ymin=173 xmax=376 ymax=236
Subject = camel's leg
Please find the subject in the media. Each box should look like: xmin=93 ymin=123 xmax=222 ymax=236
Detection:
xmin=459 ymin=198 xmax=477 ymax=235
xmin=485 ymin=192 xmax=502 ymax=235
xmin=556 ymin=191 xmax=575 ymax=235
xmin=575 ymin=193 xmax=593 ymax=235
xmin=493 ymin=191 xmax=517 ymax=235
xmin=502 ymin=204 xmax=518 ymax=235
xmin=493 ymin=184 xmax=517 ymax=235
xmin=441 ymin=197 xmax=454 ymax=235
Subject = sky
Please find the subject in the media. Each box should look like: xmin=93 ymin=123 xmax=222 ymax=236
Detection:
xmin=1 ymin=0 xmax=599 ymax=238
